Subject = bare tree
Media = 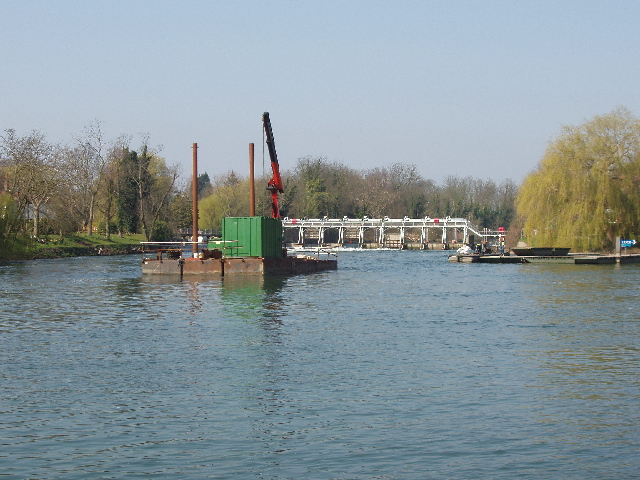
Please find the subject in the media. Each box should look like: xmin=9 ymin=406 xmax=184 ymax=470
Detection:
xmin=1 ymin=129 xmax=66 ymax=237
xmin=72 ymin=120 xmax=109 ymax=235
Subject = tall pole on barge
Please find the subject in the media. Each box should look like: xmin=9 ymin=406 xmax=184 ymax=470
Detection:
xmin=192 ymin=143 xmax=198 ymax=257
xmin=249 ymin=143 xmax=256 ymax=216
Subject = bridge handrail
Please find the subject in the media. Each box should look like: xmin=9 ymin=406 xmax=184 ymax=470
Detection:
xmin=282 ymin=217 xmax=492 ymax=238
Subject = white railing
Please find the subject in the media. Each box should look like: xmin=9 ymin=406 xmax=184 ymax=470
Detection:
xmin=282 ymin=216 xmax=495 ymax=246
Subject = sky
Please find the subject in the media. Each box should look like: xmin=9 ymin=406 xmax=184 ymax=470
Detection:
xmin=2 ymin=1 xmax=639 ymax=186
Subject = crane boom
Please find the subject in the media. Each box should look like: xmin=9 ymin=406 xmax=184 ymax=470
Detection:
xmin=262 ymin=112 xmax=284 ymax=219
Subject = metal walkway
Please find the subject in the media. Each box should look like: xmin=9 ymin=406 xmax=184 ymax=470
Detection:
xmin=282 ymin=217 xmax=500 ymax=247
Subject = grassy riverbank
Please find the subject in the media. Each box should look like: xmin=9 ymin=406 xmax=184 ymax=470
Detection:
xmin=5 ymin=234 xmax=145 ymax=260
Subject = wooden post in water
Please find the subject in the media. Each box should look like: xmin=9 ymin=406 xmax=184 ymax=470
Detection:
xmin=249 ymin=143 xmax=256 ymax=217
xmin=192 ymin=143 xmax=198 ymax=257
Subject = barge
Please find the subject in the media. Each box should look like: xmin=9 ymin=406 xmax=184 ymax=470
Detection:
xmin=142 ymin=113 xmax=337 ymax=276
xmin=449 ymin=247 xmax=640 ymax=265
xmin=141 ymin=238 xmax=337 ymax=276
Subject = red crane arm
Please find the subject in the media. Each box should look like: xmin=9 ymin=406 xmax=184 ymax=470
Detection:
xmin=262 ymin=112 xmax=284 ymax=219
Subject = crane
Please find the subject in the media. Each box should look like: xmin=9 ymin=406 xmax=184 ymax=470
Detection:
xmin=262 ymin=112 xmax=284 ymax=219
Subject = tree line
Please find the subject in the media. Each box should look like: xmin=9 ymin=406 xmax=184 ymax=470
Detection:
xmin=0 ymin=121 xmax=517 ymax=249
xmin=3 ymin=107 xmax=639 ymax=257
xmin=1 ymin=122 xmax=178 ymax=251
xmin=198 ymin=158 xmax=518 ymax=232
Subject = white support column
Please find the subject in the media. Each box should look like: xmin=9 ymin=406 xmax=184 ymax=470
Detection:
xmin=378 ymin=226 xmax=385 ymax=245
xmin=319 ymin=227 xmax=325 ymax=246
xmin=298 ymin=226 xmax=305 ymax=244
xmin=442 ymin=226 xmax=447 ymax=244
xmin=338 ymin=227 xmax=344 ymax=245
xmin=359 ymin=227 xmax=365 ymax=247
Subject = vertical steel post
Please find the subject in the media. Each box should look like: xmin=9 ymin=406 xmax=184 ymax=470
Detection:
xmin=192 ymin=143 xmax=198 ymax=257
xmin=249 ymin=143 xmax=256 ymax=217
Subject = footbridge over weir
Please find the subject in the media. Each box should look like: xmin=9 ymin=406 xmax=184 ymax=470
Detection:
xmin=282 ymin=217 xmax=500 ymax=249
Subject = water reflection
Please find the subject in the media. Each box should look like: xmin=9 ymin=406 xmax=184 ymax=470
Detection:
xmin=512 ymin=263 xmax=640 ymax=453
xmin=216 ymin=275 xmax=296 ymax=455
xmin=220 ymin=275 xmax=286 ymax=325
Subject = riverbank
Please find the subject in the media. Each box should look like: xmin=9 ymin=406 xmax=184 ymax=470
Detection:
xmin=2 ymin=234 xmax=144 ymax=260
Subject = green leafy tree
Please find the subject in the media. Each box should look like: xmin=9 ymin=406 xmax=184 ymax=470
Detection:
xmin=95 ymin=137 xmax=130 ymax=240
xmin=286 ymin=156 xmax=360 ymax=218
xmin=169 ymin=189 xmax=193 ymax=230
xmin=517 ymin=107 xmax=640 ymax=250
xmin=197 ymin=172 xmax=213 ymax=199
xmin=115 ymin=149 xmax=139 ymax=235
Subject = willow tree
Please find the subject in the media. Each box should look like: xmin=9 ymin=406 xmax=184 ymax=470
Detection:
xmin=517 ymin=107 xmax=640 ymax=251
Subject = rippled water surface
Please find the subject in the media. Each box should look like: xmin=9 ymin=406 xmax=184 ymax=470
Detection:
xmin=1 ymin=252 xmax=639 ymax=479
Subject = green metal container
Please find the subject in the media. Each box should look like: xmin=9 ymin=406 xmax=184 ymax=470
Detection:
xmin=217 ymin=216 xmax=283 ymax=258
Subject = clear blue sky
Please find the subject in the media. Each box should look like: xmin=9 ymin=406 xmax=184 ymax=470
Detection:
xmin=2 ymin=1 xmax=639 ymax=185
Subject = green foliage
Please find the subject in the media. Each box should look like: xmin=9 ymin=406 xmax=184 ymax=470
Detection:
xmin=285 ymin=156 xmax=361 ymax=218
xmin=0 ymin=193 xmax=18 ymax=236
xmin=111 ymin=144 xmax=177 ymax=241
xmin=197 ymin=172 xmax=213 ymax=199
xmin=517 ymin=107 xmax=640 ymax=250
xmin=115 ymin=149 xmax=140 ymax=234
xmin=141 ymin=151 xmax=178 ymax=241
xmin=198 ymin=172 xmax=252 ymax=230
xmin=0 ymin=193 xmax=26 ymax=259
xmin=199 ymin=194 xmax=224 ymax=230
xmin=304 ymin=177 xmax=328 ymax=218
xmin=169 ymin=190 xmax=193 ymax=230
xmin=150 ymin=221 xmax=172 ymax=241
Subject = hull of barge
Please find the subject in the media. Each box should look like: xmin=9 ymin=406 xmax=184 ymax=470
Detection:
xmin=142 ymin=255 xmax=338 ymax=276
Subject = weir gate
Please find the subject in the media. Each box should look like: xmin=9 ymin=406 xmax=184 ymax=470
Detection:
xmin=282 ymin=217 xmax=502 ymax=249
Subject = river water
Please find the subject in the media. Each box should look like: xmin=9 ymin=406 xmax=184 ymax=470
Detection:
xmin=1 ymin=251 xmax=639 ymax=479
